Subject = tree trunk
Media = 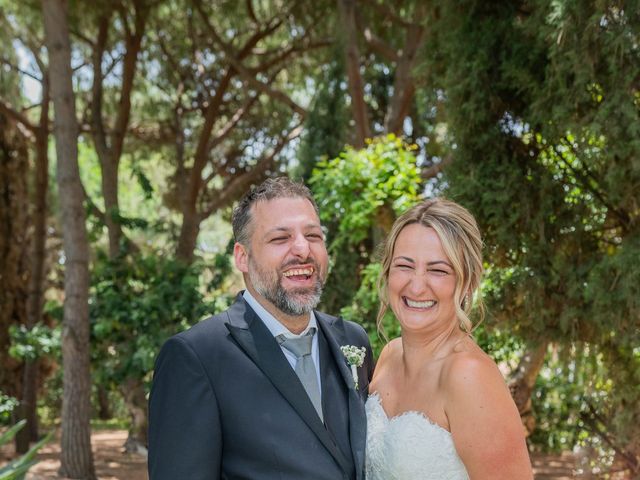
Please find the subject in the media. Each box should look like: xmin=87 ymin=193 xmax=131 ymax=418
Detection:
xmin=42 ymin=0 xmax=96 ymax=477
xmin=176 ymin=207 xmax=201 ymax=263
xmin=91 ymin=4 xmax=147 ymax=260
xmin=17 ymin=80 xmax=51 ymax=454
xmin=96 ymin=385 xmax=112 ymax=420
xmin=384 ymin=16 xmax=425 ymax=134
xmin=336 ymin=0 xmax=371 ymax=147
xmin=0 ymin=110 xmax=29 ymax=425
xmin=100 ymin=153 xmax=122 ymax=256
xmin=121 ymin=378 xmax=148 ymax=454
xmin=508 ymin=341 xmax=549 ymax=436
xmin=174 ymin=70 xmax=234 ymax=264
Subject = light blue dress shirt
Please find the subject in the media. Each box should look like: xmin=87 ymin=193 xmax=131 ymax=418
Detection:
xmin=243 ymin=290 xmax=323 ymax=395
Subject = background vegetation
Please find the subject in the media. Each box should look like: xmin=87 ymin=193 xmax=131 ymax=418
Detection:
xmin=0 ymin=0 xmax=638 ymax=478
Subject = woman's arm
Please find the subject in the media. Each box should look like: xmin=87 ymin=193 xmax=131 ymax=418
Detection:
xmin=445 ymin=353 xmax=533 ymax=480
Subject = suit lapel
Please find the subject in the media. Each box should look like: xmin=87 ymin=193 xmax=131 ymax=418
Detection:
xmin=316 ymin=313 xmax=367 ymax=480
xmin=224 ymin=297 xmax=351 ymax=476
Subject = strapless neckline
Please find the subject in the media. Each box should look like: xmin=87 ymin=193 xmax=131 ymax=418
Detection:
xmin=368 ymin=392 xmax=451 ymax=435
xmin=365 ymin=392 xmax=470 ymax=480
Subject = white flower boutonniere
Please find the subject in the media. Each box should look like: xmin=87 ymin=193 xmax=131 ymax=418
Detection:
xmin=340 ymin=345 xmax=366 ymax=389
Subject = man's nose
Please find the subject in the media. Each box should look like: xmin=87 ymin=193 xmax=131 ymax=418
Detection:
xmin=291 ymin=234 xmax=311 ymax=258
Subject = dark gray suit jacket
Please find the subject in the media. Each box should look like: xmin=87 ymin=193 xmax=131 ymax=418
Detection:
xmin=148 ymin=294 xmax=373 ymax=480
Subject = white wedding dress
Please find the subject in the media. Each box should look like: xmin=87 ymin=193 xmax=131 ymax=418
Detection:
xmin=365 ymin=393 xmax=470 ymax=480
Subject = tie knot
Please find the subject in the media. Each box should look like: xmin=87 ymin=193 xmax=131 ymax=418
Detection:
xmin=277 ymin=328 xmax=316 ymax=358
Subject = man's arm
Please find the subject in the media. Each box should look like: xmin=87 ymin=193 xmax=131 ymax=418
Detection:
xmin=148 ymin=336 xmax=222 ymax=480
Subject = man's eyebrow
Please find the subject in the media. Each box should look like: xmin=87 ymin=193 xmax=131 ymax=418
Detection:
xmin=263 ymin=227 xmax=290 ymax=238
xmin=262 ymin=223 xmax=322 ymax=237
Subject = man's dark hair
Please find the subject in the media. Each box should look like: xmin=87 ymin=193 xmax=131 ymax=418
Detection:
xmin=231 ymin=177 xmax=320 ymax=246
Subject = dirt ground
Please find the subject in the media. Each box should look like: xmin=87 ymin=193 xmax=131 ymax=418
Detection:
xmin=0 ymin=429 xmax=628 ymax=479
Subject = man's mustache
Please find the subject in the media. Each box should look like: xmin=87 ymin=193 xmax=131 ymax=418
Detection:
xmin=280 ymin=258 xmax=319 ymax=270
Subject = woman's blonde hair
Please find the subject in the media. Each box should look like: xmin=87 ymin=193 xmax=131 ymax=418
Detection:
xmin=377 ymin=198 xmax=485 ymax=335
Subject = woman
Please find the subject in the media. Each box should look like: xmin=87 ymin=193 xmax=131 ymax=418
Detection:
xmin=366 ymin=198 xmax=533 ymax=479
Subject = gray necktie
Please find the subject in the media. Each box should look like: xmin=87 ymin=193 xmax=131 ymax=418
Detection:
xmin=277 ymin=328 xmax=323 ymax=422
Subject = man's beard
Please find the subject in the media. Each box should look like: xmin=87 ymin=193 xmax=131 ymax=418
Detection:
xmin=248 ymin=257 xmax=324 ymax=316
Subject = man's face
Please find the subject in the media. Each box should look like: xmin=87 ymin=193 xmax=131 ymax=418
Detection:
xmin=234 ymin=197 xmax=329 ymax=317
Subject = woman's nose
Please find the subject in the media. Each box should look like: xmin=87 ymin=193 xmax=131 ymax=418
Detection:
xmin=407 ymin=271 xmax=429 ymax=295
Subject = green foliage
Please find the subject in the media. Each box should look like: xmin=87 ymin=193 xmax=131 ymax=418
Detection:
xmin=8 ymin=324 xmax=60 ymax=362
xmin=426 ymin=0 xmax=640 ymax=463
xmin=311 ymin=134 xmax=422 ymax=249
xmin=340 ymin=262 xmax=399 ymax=357
xmin=0 ymin=420 xmax=52 ymax=480
xmin=0 ymin=393 xmax=18 ymax=425
xmin=310 ymin=135 xmax=423 ymax=351
xmin=89 ymin=252 xmax=219 ymax=389
xmin=295 ymin=54 xmax=350 ymax=181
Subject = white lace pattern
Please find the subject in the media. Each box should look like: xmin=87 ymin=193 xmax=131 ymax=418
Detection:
xmin=365 ymin=393 xmax=470 ymax=480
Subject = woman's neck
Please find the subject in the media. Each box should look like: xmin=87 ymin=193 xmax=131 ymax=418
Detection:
xmin=400 ymin=325 xmax=467 ymax=375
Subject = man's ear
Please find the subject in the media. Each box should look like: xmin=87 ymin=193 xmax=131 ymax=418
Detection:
xmin=234 ymin=242 xmax=249 ymax=273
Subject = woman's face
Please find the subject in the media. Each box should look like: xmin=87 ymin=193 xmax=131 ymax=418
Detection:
xmin=388 ymin=224 xmax=458 ymax=334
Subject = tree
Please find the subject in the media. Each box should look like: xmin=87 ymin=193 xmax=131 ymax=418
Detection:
xmin=0 ymin=1 xmax=52 ymax=453
xmin=310 ymin=135 xmax=423 ymax=349
xmin=0 ymin=111 xmax=29 ymax=423
xmin=89 ymin=252 xmax=222 ymax=452
xmin=85 ymin=0 xmax=149 ymax=259
xmin=335 ymin=0 xmax=427 ymax=145
xmin=426 ymin=0 xmax=640 ymax=472
xmin=157 ymin=0 xmax=321 ymax=263
xmin=42 ymin=0 xmax=95 ymax=476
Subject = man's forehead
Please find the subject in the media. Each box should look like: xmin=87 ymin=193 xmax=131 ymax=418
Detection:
xmin=250 ymin=197 xmax=321 ymax=227
xmin=251 ymin=196 xmax=316 ymax=215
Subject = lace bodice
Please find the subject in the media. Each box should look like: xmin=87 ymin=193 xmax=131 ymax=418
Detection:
xmin=365 ymin=393 xmax=470 ymax=480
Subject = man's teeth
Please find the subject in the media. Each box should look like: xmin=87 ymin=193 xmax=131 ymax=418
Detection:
xmin=405 ymin=298 xmax=436 ymax=308
xmin=283 ymin=268 xmax=314 ymax=277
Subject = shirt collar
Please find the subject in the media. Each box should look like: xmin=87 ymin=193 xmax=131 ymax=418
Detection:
xmin=242 ymin=289 xmax=317 ymax=338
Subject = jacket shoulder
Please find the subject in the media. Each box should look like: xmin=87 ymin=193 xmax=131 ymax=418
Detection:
xmin=169 ymin=310 xmax=230 ymax=350
xmin=316 ymin=310 xmax=370 ymax=347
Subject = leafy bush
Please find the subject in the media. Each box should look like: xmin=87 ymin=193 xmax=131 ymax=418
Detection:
xmin=89 ymin=252 xmax=220 ymax=389
xmin=0 ymin=420 xmax=51 ymax=480
xmin=0 ymin=394 xmax=17 ymax=426
xmin=9 ymin=324 xmax=60 ymax=362
xmin=310 ymin=135 xmax=423 ymax=354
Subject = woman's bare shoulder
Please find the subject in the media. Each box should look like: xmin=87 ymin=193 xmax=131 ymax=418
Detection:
xmin=369 ymin=338 xmax=402 ymax=392
xmin=378 ymin=337 xmax=403 ymax=364
xmin=441 ymin=340 xmax=506 ymax=395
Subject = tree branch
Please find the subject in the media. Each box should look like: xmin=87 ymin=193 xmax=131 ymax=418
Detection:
xmin=192 ymin=0 xmax=306 ymax=118
xmin=246 ymin=39 xmax=332 ymax=75
xmin=201 ymin=124 xmax=304 ymax=217
xmin=385 ymin=7 xmax=426 ymax=133
xmin=337 ymin=0 xmax=371 ymax=147
xmin=111 ymin=0 xmax=148 ymax=163
xmin=421 ymin=154 xmax=452 ymax=179
xmin=0 ymin=98 xmax=37 ymax=133
xmin=553 ymin=142 xmax=630 ymax=231
xmin=363 ymin=28 xmax=399 ymax=62
xmin=0 ymin=57 xmax=42 ymax=82
xmin=359 ymin=0 xmax=415 ymax=28
xmin=90 ymin=13 xmax=111 ymax=163
xmin=246 ymin=0 xmax=258 ymax=24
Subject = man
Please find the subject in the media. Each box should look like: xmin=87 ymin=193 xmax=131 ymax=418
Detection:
xmin=148 ymin=177 xmax=373 ymax=480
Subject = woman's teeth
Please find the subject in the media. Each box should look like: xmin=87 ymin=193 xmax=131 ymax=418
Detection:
xmin=404 ymin=298 xmax=436 ymax=309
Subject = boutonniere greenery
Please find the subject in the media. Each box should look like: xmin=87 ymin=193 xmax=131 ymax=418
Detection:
xmin=340 ymin=345 xmax=366 ymax=389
